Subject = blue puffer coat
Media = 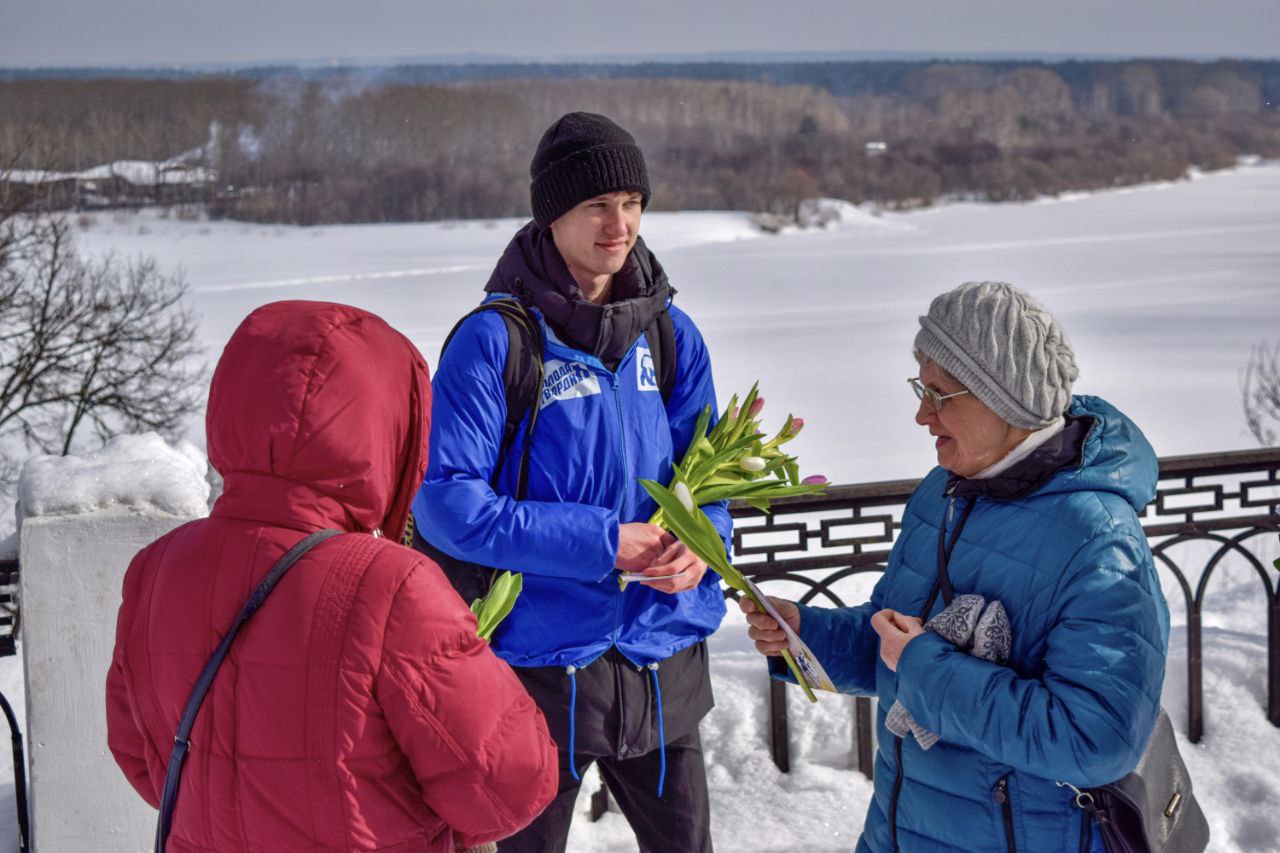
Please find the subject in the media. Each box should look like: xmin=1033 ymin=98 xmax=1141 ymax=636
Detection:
xmin=412 ymin=297 xmax=729 ymax=670
xmin=794 ymin=396 xmax=1170 ymax=853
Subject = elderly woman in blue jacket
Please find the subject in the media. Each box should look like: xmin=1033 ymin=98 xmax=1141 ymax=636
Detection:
xmin=744 ymin=281 xmax=1170 ymax=853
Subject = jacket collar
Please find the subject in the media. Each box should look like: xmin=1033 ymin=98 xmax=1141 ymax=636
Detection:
xmin=212 ymin=471 xmax=361 ymax=532
xmin=484 ymin=222 xmax=671 ymax=369
xmin=949 ymin=414 xmax=1094 ymax=502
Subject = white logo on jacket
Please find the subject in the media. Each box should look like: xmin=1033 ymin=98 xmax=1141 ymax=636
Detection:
xmin=636 ymin=347 xmax=659 ymax=392
xmin=541 ymin=358 xmax=601 ymax=409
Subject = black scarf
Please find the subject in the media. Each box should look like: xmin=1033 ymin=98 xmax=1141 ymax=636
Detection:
xmin=484 ymin=222 xmax=671 ymax=370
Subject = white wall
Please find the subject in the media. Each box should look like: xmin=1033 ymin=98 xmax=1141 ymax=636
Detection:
xmin=20 ymin=512 xmax=193 ymax=853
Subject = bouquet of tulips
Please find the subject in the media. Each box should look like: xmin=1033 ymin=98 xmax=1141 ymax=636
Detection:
xmin=469 ymin=383 xmax=831 ymax=673
xmin=645 ymin=383 xmax=827 ymax=526
xmin=638 ymin=383 xmax=829 ymax=701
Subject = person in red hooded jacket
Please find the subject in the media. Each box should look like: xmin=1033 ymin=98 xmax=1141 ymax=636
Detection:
xmin=106 ymin=301 xmax=558 ymax=852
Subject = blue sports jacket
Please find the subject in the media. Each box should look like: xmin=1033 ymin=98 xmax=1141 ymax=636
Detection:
xmin=789 ymin=396 xmax=1170 ymax=853
xmin=413 ymin=298 xmax=729 ymax=669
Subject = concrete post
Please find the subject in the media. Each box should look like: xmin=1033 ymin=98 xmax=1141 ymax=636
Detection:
xmin=20 ymin=512 xmax=194 ymax=852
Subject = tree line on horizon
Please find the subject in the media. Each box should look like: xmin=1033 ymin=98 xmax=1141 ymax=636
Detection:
xmin=1 ymin=59 xmax=1278 ymax=224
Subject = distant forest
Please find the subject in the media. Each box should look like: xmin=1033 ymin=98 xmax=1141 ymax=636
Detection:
xmin=2 ymin=59 xmax=1278 ymax=224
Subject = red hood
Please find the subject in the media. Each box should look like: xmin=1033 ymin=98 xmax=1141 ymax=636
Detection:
xmin=206 ymin=301 xmax=430 ymax=540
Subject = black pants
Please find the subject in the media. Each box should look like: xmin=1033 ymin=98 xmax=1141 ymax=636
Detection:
xmin=498 ymin=729 xmax=712 ymax=853
xmin=499 ymin=645 xmax=715 ymax=853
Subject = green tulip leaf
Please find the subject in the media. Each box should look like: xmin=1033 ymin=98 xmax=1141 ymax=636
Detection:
xmin=708 ymin=394 xmax=739 ymax=445
xmin=473 ymin=571 xmax=523 ymax=641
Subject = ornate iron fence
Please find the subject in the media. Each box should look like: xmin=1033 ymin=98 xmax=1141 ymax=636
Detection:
xmin=0 ymin=557 xmax=28 ymax=852
xmin=729 ymin=448 xmax=1280 ymax=778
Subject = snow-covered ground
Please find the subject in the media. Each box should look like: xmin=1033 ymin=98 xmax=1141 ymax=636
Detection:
xmin=0 ymin=163 xmax=1277 ymax=851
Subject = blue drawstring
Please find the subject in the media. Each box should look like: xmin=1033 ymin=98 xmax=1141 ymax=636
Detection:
xmin=648 ymin=662 xmax=666 ymax=798
xmin=566 ymin=665 xmax=580 ymax=782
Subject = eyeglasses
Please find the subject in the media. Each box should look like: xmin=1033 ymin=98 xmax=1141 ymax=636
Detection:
xmin=908 ymin=376 xmax=971 ymax=412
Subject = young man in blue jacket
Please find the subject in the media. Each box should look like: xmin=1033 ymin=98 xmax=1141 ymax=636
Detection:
xmin=413 ymin=112 xmax=729 ymax=852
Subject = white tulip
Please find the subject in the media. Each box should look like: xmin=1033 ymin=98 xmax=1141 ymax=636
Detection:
xmin=739 ymin=456 xmax=766 ymax=472
xmin=673 ymin=481 xmax=695 ymax=513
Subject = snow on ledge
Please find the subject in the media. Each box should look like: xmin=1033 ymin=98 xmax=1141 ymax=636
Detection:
xmin=17 ymin=433 xmax=210 ymax=525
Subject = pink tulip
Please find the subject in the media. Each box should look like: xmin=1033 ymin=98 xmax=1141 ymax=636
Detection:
xmin=801 ymin=474 xmax=829 ymax=485
xmin=748 ymin=397 xmax=765 ymax=417
xmin=787 ymin=417 xmax=805 ymax=437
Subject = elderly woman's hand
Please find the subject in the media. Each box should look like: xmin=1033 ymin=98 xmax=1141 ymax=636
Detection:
xmin=739 ymin=595 xmax=801 ymax=656
xmin=871 ymin=609 xmax=926 ymax=671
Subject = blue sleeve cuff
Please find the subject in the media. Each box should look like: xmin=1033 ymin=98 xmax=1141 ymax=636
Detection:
xmin=894 ymin=631 xmax=956 ymax=728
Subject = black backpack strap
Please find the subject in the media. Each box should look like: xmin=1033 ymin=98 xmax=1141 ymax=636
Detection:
xmin=155 ymin=527 xmax=343 ymax=853
xmin=413 ymin=299 xmax=544 ymax=605
xmin=644 ymin=308 xmax=678 ymax=404
xmin=438 ymin=297 xmax=544 ymax=497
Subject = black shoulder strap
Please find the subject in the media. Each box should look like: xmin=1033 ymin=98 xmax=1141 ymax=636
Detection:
xmin=918 ymin=496 xmax=977 ymax=620
xmin=439 ymin=298 xmax=544 ymax=499
xmin=156 ymin=528 xmax=343 ymax=853
xmin=645 ymin=308 xmax=678 ymax=403
xmin=409 ymin=299 xmax=545 ymax=606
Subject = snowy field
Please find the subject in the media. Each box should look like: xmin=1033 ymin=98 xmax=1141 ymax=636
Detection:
xmin=2 ymin=163 xmax=1279 ymax=851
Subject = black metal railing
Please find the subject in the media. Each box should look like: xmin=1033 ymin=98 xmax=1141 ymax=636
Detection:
xmin=729 ymin=448 xmax=1280 ymax=778
xmin=0 ymin=558 xmax=28 ymax=852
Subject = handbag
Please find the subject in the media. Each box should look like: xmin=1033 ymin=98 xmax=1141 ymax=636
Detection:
xmin=1059 ymin=708 xmax=1209 ymax=853
xmin=154 ymin=528 xmax=343 ymax=853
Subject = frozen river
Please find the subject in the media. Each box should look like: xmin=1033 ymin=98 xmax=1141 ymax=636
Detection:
xmin=76 ymin=162 xmax=1280 ymax=483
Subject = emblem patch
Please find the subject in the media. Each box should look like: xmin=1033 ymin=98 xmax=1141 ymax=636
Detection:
xmin=541 ymin=358 xmax=602 ymax=409
xmin=636 ymin=347 xmax=659 ymax=392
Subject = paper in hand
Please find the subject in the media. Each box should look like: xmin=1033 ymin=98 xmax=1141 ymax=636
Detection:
xmin=618 ymin=570 xmax=691 ymax=585
xmin=744 ymin=577 xmax=837 ymax=693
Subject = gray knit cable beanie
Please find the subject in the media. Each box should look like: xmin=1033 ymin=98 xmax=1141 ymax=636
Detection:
xmin=913 ymin=281 xmax=1078 ymax=429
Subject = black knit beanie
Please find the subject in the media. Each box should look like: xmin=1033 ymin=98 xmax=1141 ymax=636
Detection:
xmin=529 ymin=112 xmax=651 ymax=227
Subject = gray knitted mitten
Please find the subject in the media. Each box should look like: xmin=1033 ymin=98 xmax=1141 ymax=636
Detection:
xmin=925 ymin=593 xmax=986 ymax=645
xmin=971 ymin=600 xmax=1011 ymax=665
xmin=885 ymin=595 xmax=1012 ymax=750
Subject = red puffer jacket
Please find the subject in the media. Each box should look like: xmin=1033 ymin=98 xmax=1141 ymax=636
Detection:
xmin=106 ymin=301 xmax=557 ymax=852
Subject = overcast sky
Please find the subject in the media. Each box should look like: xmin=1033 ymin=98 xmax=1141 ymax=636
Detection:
xmin=2 ymin=0 xmax=1278 ymax=68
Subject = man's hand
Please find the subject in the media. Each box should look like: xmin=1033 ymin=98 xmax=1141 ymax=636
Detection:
xmin=740 ymin=595 xmax=801 ymax=656
xmin=615 ymin=523 xmax=675 ymax=571
xmin=639 ymin=538 xmax=708 ymax=593
xmin=870 ymin=609 xmax=925 ymax=672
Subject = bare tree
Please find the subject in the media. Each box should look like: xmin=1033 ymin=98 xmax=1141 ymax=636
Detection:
xmin=0 ymin=214 xmax=204 ymax=491
xmin=1243 ymin=342 xmax=1280 ymax=447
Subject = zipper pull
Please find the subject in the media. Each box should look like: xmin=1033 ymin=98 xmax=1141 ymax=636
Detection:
xmin=992 ymin=778 xmax=1009 ymax=804
xmin=948 ymin=495 xmax=956 ymax=525
xmin=1055 ymin=780 xmax=1096 ymax=810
